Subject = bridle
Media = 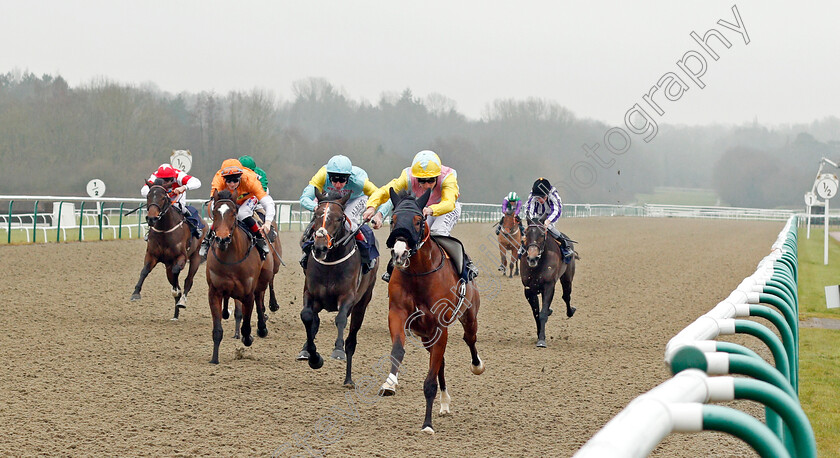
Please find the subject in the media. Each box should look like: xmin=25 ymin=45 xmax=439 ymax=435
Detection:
xmin=525 ymin=222 xmax=547 ymax=261
xmin=311 ymin=200 xmax=347 ymax=251
xmin=146 ymin=185 xmax=183 ymax=232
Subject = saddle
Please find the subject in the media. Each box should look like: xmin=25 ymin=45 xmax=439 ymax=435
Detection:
xmin=431 ymin=235 xmax=475 ymax=283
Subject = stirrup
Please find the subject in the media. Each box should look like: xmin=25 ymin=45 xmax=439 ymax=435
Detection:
xmin=381 ymin=271 xmax=391 ymax=283
xmin=199 ymin=238 xmax=211 ymax=257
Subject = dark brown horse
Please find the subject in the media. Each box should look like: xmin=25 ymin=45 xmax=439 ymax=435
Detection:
xmin=520 ymin=217 xmax=576 ymax=348
xmin=130 ymin=181 xmax=206 ymax=320
xmin=299 ymin=189 xmax=378 ymax=387
xmin=379 ymin=188 xmax=484 ymax=435
xmin=205 ymin=190 xmax=281 ymax=364
xmin=497 ymin=208 xmax=521 ymax=277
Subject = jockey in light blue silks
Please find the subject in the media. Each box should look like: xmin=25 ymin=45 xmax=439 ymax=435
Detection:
xmin=523 ymin=177 xmax=576 ymax=263
xmin=299 ymin=155 xmax=385 ymax=272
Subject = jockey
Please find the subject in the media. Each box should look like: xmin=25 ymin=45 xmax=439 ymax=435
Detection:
xmin=524 ymin=177 xmax=575 ymax=262
xmin=141 ymin=164 xmax=204 ymax=239
xmin=199 ymin=158 xmax=275 ymax=260
xmin=363 ymin=150 xmax=478 ymax=283
xmin=495 ymin=191 xmax=525 ymax=237
xmin=238 ymin=155 xmax=270 ymax=193
xmin=298 ymin=155 xmax=384 ymax=272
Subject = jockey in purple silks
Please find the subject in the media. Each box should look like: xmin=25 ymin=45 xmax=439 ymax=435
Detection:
xmin=523 ymin=178 xmax=576 ymax=262
xmin=495 ymin=191 xmax=525 ymax=236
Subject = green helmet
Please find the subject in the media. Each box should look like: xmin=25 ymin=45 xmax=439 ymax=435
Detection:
xmin=507 ymin=191 xmax=520 ymax=202
xmin=238 ymin=155 xmax=257 ymax=170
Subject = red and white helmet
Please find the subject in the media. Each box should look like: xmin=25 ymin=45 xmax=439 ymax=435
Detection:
xmin=156 ymin=164 xmax=179 ymax=179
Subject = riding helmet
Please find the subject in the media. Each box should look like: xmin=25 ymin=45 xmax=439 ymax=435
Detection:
xmin=532 ymin=178 xmax=551 ymax=197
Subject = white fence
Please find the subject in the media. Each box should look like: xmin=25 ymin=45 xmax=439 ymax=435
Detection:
xmin=0 ymin=195 xmax=808 ymax=244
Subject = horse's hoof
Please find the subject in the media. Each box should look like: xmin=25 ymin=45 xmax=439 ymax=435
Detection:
xmin=222 ymin=309 xmax=230 ymax=320
xmin=257 ymin=328 xmax=268 ymax=338
xmin=269 ymin=301 xmax=279 ymax=312
xmin=242 ymin=335 xmax=253 ymax=347
xmin=343 ymin=381 xmax=355 ymax=389
xmin=379 ymin=386 xmax=396 ymax=396
xmin=331 ymin=349 xmax=347 ymax=361
xmin=567 ymin=307 xmax=576 ymax=318
xmin=170 ymin=317 xmax=179 ymax=322
xmin=536 ymin=340 xmax=547 ymax=348
xmin=297 ymin=350 xmax=310 ymax=361
xmin=422 ymin=426 xmax=435 ymax=435
xmin=548 ymin=308 xmax=553 ymax=316
xmin=471 ymin=360 xmax=485 ymax=375
xmin=308 ymin=353 xmax=324 ymax=370
xmin=209 ymin=359 xmax=219 ymax=365
xmin=130 ymin=293 xmax=141 ymax=301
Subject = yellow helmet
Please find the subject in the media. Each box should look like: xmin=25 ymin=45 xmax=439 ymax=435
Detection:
xmin=411 ymin=150 xmax=442 ymax=178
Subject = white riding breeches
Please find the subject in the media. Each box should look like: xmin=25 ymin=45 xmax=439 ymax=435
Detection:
xmin=237 ymin=196 xmax=259 ymax=221
xmin=427 ymin=201 xmax=461 ymax=236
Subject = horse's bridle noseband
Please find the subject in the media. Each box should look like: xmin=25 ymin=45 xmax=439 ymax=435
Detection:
xmin=311 ymin=201 xmax=350 ymax=251
xmin=146 ymin=185 xmax=179 ymax=230
xmin=526 ymin=223 xmax=547 ymax=260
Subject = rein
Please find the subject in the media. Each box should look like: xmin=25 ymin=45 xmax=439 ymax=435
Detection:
xmin=208 ymin=197 xmax=256 ymax=266
xmin=397 ymin=240 xmax=446 ymax=277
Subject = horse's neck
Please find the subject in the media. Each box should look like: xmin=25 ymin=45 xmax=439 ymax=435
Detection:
xmin=504 ymin=215 xmax=518 ymax=233
xmin=408 ymin=238 xmax=443 ymax=273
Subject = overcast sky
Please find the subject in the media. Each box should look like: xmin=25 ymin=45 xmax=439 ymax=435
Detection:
xmin=1 ymin=0 xmax=836 ymax=126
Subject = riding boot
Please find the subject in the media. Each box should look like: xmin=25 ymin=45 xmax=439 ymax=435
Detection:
xmin=299 ymin=245 xmax=310 ymax=270
xmin=199 ymin=230 xmax=213 ymax=257
xmin=381 ymin=258 xmax=394 ymax=282
xmin=463 ymin=252 xmax=479 ymax=282
xmin=357 ymin=240 xmax=374 ymax=274
xmin=495 ymin=216 xmax=504 ymax=235
xmin=560 ymin=238 xmax=575 ymax=263
xmin=254 ymin=232 xmax=269 ymax=260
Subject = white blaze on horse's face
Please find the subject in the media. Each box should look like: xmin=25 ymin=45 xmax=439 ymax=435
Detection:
xmin=218 ymin=203 xmax=230 ymax=218
xmin=393 ymin=240 xmax=409 ymax=267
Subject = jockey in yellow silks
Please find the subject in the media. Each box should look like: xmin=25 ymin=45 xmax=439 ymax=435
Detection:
xmin=363 ymin=150 xmax=477 ymax=282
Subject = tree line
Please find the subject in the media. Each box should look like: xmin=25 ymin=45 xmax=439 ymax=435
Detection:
xmin=0 ymin=70 xmax=837 ymax=208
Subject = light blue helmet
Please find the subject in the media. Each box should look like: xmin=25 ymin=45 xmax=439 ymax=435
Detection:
xmin=326 ymin=155 xmax=353 ymax=175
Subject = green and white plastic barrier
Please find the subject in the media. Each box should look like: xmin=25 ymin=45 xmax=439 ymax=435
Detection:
xmin=576 ymin=216 xmax=815 ymax=457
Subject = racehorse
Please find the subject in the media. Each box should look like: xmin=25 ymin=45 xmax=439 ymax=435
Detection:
xmin=520 ymin=217 xmax=576 ymax=348
xmin=497 ymin=207 xmax=521 ymax=277
xmin=205 ymin=190 xmax=281 ymax=364
xmin=299 ymin=189 xmax=378 ymax=388
xmin=378 ymin=188 xmax=484 ymax=435
xmin=130 ymin=180 xmax=205 ymax=320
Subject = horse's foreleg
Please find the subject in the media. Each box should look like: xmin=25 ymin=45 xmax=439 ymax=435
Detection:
xmin=208 ymin=289 xmax=224 ymax=364
xmin=525 ymin=290 xmax=543 ymax=347
xmin=300 ymin=293 xmax=323 ymax=370
xmin=460 ymin=302 xmax=485 ymax=375
xmin=498 ymin=243 xmax=507 ymax=273
xmin=255 ymin=286 xmax=268 ymax=339
xmin=422 ymin=333 xmax=448 ymax=434
xmin=239 ymin=294 xmax=255 ymax=347
xmin=130 ymin=256 xmax=157 ymax=301
xmin=165 ymin=265 xmax=183 ymax=319
xmin=268 ymin=279 xmax=279 ymax=312
xmin=178 ymin=253 xmax=202 ymax=312
xmin=343 ymin=293 xmax=372 ymax=388
xmin=233 ymin=300 xmax=242 ymax=339
xmin=380 ymin=308 xmax=409 ymax=396
xmin=513 ymin=251 xmax=520 ymax=276
xmin=538 ymin=283 xmax=556 ymax=347
xmin=561 ymin=274 xmax=575 ymax=318
xmin=437 ymin=356 xmax=451 ymax=416
xmin=332 ymin=296 xmax=355 ymax=361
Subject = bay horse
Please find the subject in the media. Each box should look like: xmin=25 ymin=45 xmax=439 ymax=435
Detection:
xmin=497 ymin=208 xmax=521 ymax=277
xmin=379 ymin=188 xmax=484 ymax=435
xmin=205 ymin=190 xmax=281 ymax=364
xmin=520 ymin=217 xmax=576 ymax=348
xmin=299 ymin=189 xmax=378 ymax=388
xmin=130 ymin=180 xmax=205 ymax=320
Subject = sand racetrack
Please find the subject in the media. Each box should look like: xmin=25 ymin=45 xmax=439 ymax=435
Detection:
xmin=0 ymin=218 xmax=784 ymax=457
